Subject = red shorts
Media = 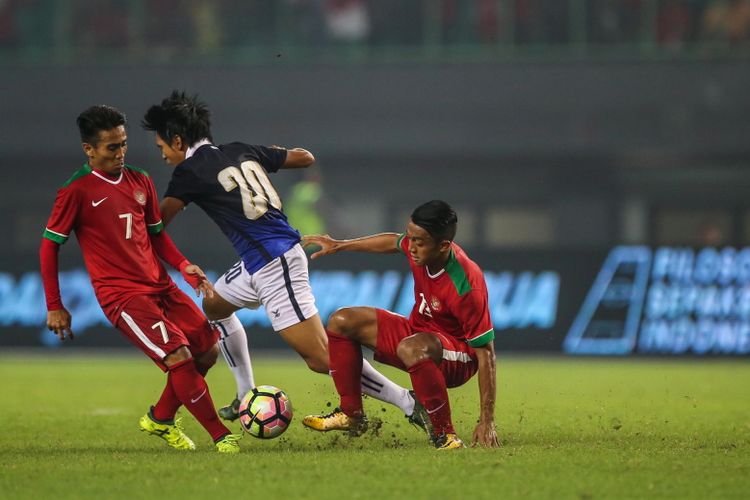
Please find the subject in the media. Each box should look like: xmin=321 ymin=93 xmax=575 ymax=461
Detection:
xmin=374 ymin=309 xmax=478 ymax=388
xmin=107 ymin=288 xmax=219 ymax=371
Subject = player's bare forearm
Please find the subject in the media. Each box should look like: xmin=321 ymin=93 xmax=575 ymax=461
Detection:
xmin=280 ymin=147 xmax=315 ymax=169
xmin=337 ymin=233 xmax=401 ymax=253
xmin=472 ymin=341 xmax=500 ymax=447
xmin=476 ymin=342 xmax=496 ymax=422
xmin=159 ymin=197 xmax=186 ymax=227
xmin=302 ymin=233 xmax=400 ymax=259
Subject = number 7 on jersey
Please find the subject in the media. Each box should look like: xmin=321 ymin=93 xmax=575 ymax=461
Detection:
xmin=118 ymin=213 xmax=133 ymax=239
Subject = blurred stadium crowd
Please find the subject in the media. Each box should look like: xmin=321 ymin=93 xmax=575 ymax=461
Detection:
xmin=1 ymin=0 xmax=749 ymax=60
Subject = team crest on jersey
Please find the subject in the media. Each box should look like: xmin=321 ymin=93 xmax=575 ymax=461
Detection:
xmin=133 ymin=189 xmax=147 ymax=205
xmin=430 ymin=296 xmax=441 ymax=311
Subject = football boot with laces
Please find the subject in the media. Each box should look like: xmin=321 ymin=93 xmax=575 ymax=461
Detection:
xmin=215 ymin=433 xmax=242 ymax=453
xmin=218 ymin=397 xmax=241 ymax=422
xmin=406 ymin=390 xmax=434 ymax=443
xmin=302 ymin=407 xmax=369 ymax=437
xmin=139 ymin=409 xmax=196 ymax=451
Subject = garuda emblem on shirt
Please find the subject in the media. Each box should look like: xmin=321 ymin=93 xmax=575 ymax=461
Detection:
xmin=133 ymin=189 xmax=147 ymax=206
xmin=431 ymin=296 xmax=442 ymax=311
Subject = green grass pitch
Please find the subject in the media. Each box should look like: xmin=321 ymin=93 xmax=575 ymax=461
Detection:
xmin=1 ymin=353 xmax=748 ymax=499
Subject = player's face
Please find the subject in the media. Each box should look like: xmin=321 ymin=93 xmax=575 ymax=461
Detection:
xmin=83 ymin=126 xmax=127 ymax=176
xmin=405 ymin=221 xmax=445 ymax=267
xmin=154 ymin=134 xmax=186 ymax=166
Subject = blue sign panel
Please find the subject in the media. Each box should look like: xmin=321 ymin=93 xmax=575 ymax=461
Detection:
xmin=565 ymin=246 xmax=750 ymax=355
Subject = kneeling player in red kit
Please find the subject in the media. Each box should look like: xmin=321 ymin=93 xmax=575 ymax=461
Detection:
xmin=303 ymin=200 xmax=499 ymax=449
xmin=40 ymin=105 xmax=241 ymax=453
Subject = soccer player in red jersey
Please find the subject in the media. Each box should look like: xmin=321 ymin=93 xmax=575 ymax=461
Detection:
xmin=302 ymin=200 xmax=499 ymax=449
xmin=39 ymin=105 xmax=241 ymax=453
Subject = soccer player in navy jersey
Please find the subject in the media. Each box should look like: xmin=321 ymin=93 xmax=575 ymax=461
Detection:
xmin=302 ymin=201 xmax=499 ymax=450
xmin=40 ymin=105 xmax=241 ymax=453
xmin=141 ymin=90 xmax=429 ymax=430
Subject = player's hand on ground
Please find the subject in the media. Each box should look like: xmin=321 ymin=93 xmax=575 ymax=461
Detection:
xmin=301 ymin=234 xmax=338 ymax=260
xmin=181 ymin=264 xmax=214 ymax=298
xmin=47 ymin=308 xmax=74 ymax=341
xmin=471 ymin=420 xmax=500 ymax=448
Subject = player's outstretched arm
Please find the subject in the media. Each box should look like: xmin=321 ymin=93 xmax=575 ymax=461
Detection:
xmin=160 ymin=197 xmax=186 ymax=227
xmin=302 ymin=233 xmax=400 ymax=260
xmin=149 ymin=230 xmax=214 ymax=298
xmin=472 ymin=341 xmax=500 ymax=448
xmin=278 ymin=147 xmax=315 ymax=169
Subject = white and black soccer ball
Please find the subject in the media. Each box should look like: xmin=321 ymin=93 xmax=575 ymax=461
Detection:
xmin=238 ymin=385 xmax=293 ymax=439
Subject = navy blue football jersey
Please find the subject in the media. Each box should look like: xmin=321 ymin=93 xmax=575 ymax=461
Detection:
xmin=165 ymin=142 xmax=300 ymax=274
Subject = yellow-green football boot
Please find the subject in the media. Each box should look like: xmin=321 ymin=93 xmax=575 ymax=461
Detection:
xmin=139 ymin=409 xmax=196 ymax=451
xmin=215 ymin=433 xmax=242 ymax=453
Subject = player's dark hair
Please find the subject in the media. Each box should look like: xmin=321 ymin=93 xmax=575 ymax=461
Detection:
xmin=77 ymin=105 xmax=126 ymax=145
xmin=411 ymin=200 xmax=458 ymax=243
xmin=141 ymin=90 xmax=212 ymax=146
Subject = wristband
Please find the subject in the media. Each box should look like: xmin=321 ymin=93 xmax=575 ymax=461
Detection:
xmin=179 ymin=260 xmax=202 ymax=289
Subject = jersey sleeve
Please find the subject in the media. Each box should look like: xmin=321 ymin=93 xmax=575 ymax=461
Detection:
xmin=43 ymin=186 xmax=80 ymax=244
xmin=454 ymin=289 xmax=495 ymax=348
xmin=396 ymin=233 xmax=408 ymax=254
xmin=39 ymin=237 xmax=63 ymax=310
xmin=150 ymin=230 xmax=188 ymax=270
xmin=144 ymin=176 xmax=164 ymax=235
xmin=164 ymin=164 xmax=198 ymax=206
xmin=241 ymin=144 xmax=287 ymax=173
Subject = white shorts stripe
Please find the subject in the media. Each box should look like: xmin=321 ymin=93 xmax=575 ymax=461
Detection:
xmin=442 ymin=349 xmax=473 ymax=363
xmin=120 ymin=311 xmax=167 ymax=359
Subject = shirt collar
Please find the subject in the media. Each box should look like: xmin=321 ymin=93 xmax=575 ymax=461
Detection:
xmin=185 ymin=138 xmax=213 ymax=160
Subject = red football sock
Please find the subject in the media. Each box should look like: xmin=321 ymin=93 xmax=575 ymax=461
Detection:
xmin=152 ymin=359 xmax=212 ymax=422
xmin=152 ymin=383 xmax=181 ymax=422
xmin=168 ymin=358 xmax=230 ymax=441
xmin=328 ymin=331 xmax=364 ymax=417
xmin=408 ymin=359 xmax=454 ymax=435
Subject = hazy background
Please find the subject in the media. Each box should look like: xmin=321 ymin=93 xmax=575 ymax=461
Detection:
xmin=1 ymin=0 xmax=749 ymax=355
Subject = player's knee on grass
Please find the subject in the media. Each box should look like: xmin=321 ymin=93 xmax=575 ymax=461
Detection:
xmin=396 ymin=333 xmax=442 ymax=368
xmin=163 ymin=346 xmax=193 ymax=368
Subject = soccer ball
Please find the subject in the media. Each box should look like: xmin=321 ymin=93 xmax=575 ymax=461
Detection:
xmin=238 ymin=385 xmax=293 ymax=439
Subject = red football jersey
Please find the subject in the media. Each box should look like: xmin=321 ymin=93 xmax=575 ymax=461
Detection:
xmin=43 ymin=164 xmax=175 ymax=314
xmin=397 ymin=234 xmax=494 ymax=348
